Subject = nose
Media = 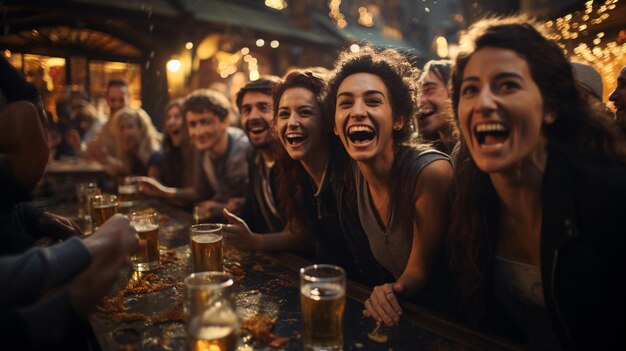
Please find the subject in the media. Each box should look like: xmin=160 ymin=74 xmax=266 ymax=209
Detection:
xmin=474 ymin=86 xmax=497 ymax=117
xmin=350 ymin=99 xmax=367 ymax=119
xmin=287 ymin=112 xmax=300 ymax=129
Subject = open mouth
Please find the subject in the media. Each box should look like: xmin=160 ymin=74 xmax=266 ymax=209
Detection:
xmin=418 ymin=108 xmax=436 ymax=121
xmin=347 ymin=125 xmax=375 ymax=144
xmin=169 ymin=128 xmax=181 ymax=137
xmin=246 ymin=120 xmax=269 ymax=135
xmin=285 ymin=132 xmax=307 ymax=145
xmin=474 ymin=122 xmax=510 ymax=147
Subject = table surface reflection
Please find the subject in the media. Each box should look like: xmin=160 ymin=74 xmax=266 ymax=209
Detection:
xmin=41 ymin=199 xmax=522 ymax=351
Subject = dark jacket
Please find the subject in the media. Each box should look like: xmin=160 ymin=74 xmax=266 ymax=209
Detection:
xmin=539 ymin=144 xmax=625 ymax=350
xmin=240 ymin=148 xmax=285 ymax=234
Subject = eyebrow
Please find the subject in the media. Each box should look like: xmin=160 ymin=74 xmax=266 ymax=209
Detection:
xmin=337 ymin=90 xmax=386 ymax=98
xmin=462 ymin=71 xmax=523 ymax=82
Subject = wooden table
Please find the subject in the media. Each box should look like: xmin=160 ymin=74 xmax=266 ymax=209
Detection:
xmin=42 ymin=199 xmax=523 ymax=351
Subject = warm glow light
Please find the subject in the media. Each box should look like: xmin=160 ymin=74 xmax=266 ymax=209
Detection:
xmin=270 ymin=40 xmax=280 ymax=48
xmin=185 ymin=42 xmax=193 ymax=50
xmin=250 ymin=71 xmax=260 ymax=81
xmin=4 ymin=49 xmax=10 ymax=57
xmin=265 ymin=0 xmax=287 ymax=10
xmin=256 ymin=39 xmax=265 ymax=47
xmin=241 ymin=47 xmax=250 ymax=55
xmin=167 ymin=59 xmax=181 ymax=72
xmin=349 ymin=44 xmax=360 ymax=53
xmin=436 ymin=36 xmax=449 ymax=58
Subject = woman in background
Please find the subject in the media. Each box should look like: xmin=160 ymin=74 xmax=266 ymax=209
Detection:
xmin=111 ymin=107 xmax=161 ymax=177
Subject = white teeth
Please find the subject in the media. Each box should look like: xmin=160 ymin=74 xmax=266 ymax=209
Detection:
xmin=476 ymin=123 xmax=507 ymax=132
xmin=286 ymin=133 xmax=304 ymax=138
xmin=348 ymin=125 xmax=374 ymax=134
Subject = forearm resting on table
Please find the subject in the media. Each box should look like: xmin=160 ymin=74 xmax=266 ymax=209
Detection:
xmin=254 ymin=228 xmax=312 ymax=251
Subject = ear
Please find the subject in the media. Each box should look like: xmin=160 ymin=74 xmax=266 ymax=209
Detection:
xmin=543 ymin=112 xmax=556 ymax=125
xmin=393 ymin=117 xmax=405 ymax=131
xmin=333 ymin=124 xmax=339 ymax=135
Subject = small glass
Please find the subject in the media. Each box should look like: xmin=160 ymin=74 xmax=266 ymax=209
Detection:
xmin=184 ymin=272 xmax=239 ymax=351
xmin=189 ymin=224 xmax=224 ymax=273
xmin=300 ymin=264 xmax=346 ymax=351
xmin=91 ymin=194 xmax=118 ymax=229
xmin=128 ymin=210 xmax=160 ymax=271
xmin=76 ymin=182 xmax=100 ymax=220
xmin=118 ymin=177 xmax=140 ymax=208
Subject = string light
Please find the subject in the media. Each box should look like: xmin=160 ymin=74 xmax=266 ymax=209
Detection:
xmin=329 ymin=0 xmax=347 ymax=29
xmin=550 ymin=0 xmax=624 ymax=94
xmin=358 ymin=6 xmax=374 ymax=27
xmin=265 ymin=0 xmax=287 ymax=10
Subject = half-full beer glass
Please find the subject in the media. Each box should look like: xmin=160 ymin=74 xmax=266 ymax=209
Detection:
xmin=92 ymin=194 xmax=118 ymax=229
xmin=184 ymin=272 xmax=239 ymax=351
xmin=128 ymin=210 xmax=160 ymax=271
xmin=118 ymin=177 xmax=140 ymax=207
xmin=189 ymin=224 xmax=224 ymax=272
xmin=300 ymin=264 xmax=346 ymax=351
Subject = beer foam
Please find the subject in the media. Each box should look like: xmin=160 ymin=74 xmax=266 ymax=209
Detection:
xmin=118 ymin=185 xmax=138 ymax=194
xmin=192 ymin=325 xmax=235 ymax=340
xmin=192 ymin=233 xmax=222 ymax=244
xmin=301 ymin=283 xmax=344 ymax=300
xmin=134 ymin=223 xmax=159 ymax=232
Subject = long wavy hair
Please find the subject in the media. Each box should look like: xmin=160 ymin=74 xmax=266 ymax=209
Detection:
xmin=447 ymin=15 xmax=626 ymax=320
xmin=326 ymin=45 xmax=430 ymax=239
xmin=113 ymin=107 xmax=162 ymax=175
xmin=161 ymin=99 xmax=194 ymax=187
xmin=272 ymin=69 xmax=345 ymax=235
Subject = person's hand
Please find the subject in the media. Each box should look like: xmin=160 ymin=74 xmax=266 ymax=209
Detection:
xmin=67 ymin=214 xmax=138 ymax=316
xmin=221 ymin=208 xmax=261 ymax=250
xmin=363 ymin=282 xmax=405 ymax=326
xmin=225 ymin=197 xmax=245 ymax=216
xmin=134 ymin=176 xmax=167 ymax=197
xmin=38 ymin=211 xmax=82 ymax=240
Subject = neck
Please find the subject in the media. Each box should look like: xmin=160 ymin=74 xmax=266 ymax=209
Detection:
xmin=209 ymin=131 xmax=229 ymax=159
xmin=301 ymin=145 xmax=329 ymax=190
xmin=357 ymin=145 xmax=394 ymax=192
xmin=260 ymin=148 xmax=274 ymax=164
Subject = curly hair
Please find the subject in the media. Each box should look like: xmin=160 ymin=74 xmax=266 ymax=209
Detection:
xmin=326 ymin=45 xmax=420 ymax=144
xmin=448 ymin=15 xmax=626 ymax=320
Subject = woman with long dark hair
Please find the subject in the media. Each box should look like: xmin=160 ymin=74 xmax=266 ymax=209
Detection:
xmin=448 ymin=16 xmax=626 ymax=350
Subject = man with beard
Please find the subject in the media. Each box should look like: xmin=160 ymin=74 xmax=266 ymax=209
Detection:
xmin=609 ymin=66 xmax=626 ymax=136
xmin=416 ymin=60 xmax=456 ymax=155
xmin=233 ymin=77 xmax=285 ymax=233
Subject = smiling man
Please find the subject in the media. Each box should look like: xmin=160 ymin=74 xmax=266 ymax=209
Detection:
xmin=234 ymin=76 xmax=285 ymax=233
xmin=417 ymin=60 xmax=456 ymax=155
xmin=185 ymin=89 xmax=251 ymax=220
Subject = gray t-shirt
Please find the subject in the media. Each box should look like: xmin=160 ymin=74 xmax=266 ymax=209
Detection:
xmin=194 ymin=127 xmax=251 ymax=203
xmin=355 ymin=149 xmax=449 ymax=279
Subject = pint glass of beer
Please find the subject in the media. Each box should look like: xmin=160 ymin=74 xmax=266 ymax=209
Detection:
xmin=92 ymin=194 xmax=118 ymax=229
xmin=300 ymin=264 xmax=346 ymax=351
xmin=184 ymin=272 xmax=239 ymax=351
xmin=189 ymin=224 xmax=224 ymax=272
xmin=128 ymin=210 xmax=160 ymax=271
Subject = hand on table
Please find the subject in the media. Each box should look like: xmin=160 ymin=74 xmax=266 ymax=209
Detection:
xmin=221 ymin=208 xmax=260 ymax=250
xmin=134 ymin=176 xmax=167 ymax=197
xmin=38 ymin=211 xmax=82 ymax=240
xmin=363 ymin=282 xmax=405 ymax=326
xmin=68 ymin=214 xmax=139 ymax=316
xmin=225 ymin=197 xmax=245 ymax=216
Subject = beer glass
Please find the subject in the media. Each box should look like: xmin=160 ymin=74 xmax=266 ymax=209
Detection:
xmin=76 ymin=182 xmax=100 ymax=220
xmin=128 ymin=210 xmax=160 ymax=271
xmin=189 ymin=224 xmax=224 ymax=272
xmin=92 ymin=194 xmax=118 ymax=229
xmin=184 ymin=272 xmax=239 ymax=351
xmin=118 ymin=177 xmax=139 ymax=207
xmin=300 ymin=264 xmax=346 ymax=351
